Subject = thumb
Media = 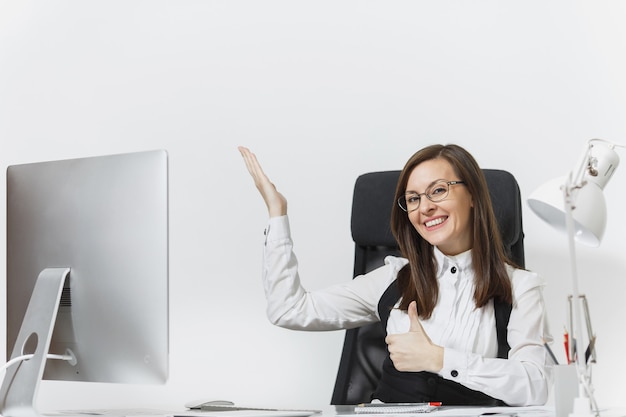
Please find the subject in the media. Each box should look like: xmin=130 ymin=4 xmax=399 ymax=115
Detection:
xmin=408 ymin=300 xmax=422 ymax=332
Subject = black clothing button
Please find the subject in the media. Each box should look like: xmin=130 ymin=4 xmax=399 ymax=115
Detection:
xmin=451 ymin=370 xmax=459 ymax=378
xmin=451 ymin=266 xmax=457 ymax=273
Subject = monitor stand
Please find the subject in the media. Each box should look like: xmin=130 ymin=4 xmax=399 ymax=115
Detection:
xmin=0 ymin=268 xmax=71 ymax=417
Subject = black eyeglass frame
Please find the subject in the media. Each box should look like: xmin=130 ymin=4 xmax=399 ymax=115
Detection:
xmin=397 ymin=180 xmax=466 ymax=213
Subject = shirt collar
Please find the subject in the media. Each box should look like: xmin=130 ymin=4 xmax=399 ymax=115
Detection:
xmin=434 ymin=246 xmax=473 ymax=276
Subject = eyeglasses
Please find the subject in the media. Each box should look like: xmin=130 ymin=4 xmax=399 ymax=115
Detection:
xmin=397 ymin=180 xmax=465 ymax=212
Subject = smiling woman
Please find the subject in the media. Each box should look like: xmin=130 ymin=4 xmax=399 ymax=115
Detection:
xmin=239 ymin=144 xmax=552 ymax=407
xmin=390 ymin=145 xmax=508 ymax=317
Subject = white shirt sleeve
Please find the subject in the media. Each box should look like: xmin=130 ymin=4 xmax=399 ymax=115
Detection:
xmin=262 ymin=215 xmax=401 ymax=330
xmin=438 ymin=267 xmax=551 ymax=406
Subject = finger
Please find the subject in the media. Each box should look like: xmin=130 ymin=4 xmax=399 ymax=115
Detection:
xmin=238 ymin=146 xmax=264 ymax=180
xmin=408 ymin=300 xmax=422 ymax=332
xmin=238 ymin=146 xmax=273 ymax=189
xmin=238 ymin=146 xmax=287 ymax=217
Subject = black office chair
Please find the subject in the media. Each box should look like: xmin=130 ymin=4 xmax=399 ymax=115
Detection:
xmin=330 ymin=169 xmax=525 ymax=405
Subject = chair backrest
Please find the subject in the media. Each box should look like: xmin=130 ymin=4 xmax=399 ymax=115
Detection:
xmin=330 ymin=169 xmax=525 ymax=405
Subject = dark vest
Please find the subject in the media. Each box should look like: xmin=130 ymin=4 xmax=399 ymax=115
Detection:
xmin=372 ymin=279 xmax=511 ymax=405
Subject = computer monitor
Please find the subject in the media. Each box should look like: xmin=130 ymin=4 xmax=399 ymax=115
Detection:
xmin=2 ymin=150 xmax=169 ymax=417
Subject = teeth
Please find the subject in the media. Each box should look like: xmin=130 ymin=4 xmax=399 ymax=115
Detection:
xmin=425 ymin=217 xmax=445 ymax=228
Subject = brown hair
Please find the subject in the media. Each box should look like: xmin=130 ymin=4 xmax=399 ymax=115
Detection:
xmin=390 ymin=144 xmax=513 ymax=319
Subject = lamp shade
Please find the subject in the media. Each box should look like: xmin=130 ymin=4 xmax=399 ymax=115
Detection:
xmin=527 ymin=176 xmax=607 ymax=247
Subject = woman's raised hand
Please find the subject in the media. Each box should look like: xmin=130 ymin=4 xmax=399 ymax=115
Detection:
xmin=238 ymin=146 xmax=288 ymax=217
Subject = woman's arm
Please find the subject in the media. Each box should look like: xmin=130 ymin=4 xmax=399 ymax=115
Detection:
xmin=239 ymin=146 xmax=400 ymax=331
xmin=262 ymin=215 xmax=399 ymax=330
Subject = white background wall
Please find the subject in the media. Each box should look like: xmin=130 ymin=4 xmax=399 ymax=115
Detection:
xmin=1 ymin=0 xmax=626 ymax=412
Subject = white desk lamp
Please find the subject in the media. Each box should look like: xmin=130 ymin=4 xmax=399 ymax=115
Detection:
xmin=528 ymin=138 xmax=624 ymax=417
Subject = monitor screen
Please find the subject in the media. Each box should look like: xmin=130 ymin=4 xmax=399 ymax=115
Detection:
xmin=3 ymin=150 xmax=169 ymax=414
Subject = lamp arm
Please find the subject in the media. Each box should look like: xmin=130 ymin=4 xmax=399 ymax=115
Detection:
xmin=563 ymin=178 xmax=601 ymax=416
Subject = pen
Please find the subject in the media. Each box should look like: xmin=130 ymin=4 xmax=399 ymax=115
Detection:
xmin=564 ymin=329 xmax=571 ymax=364
xmin=542 ymin=339 xmax=559 ymax=365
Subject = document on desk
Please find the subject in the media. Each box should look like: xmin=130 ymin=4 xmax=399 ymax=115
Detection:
xmin=342 ymin=405 xmax=554 ymax=417
xmin=417 ymin=406 xmax=553 ymax=417
xmin=354 ymin=403 xmax=442 ymax=414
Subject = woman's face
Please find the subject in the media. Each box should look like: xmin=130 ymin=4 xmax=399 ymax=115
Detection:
xmin=404 ymin=158 xmax=474 ymax=256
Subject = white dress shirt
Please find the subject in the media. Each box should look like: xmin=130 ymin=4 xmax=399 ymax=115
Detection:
xmin=262 ymin=215 xmax=552 ymax=406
